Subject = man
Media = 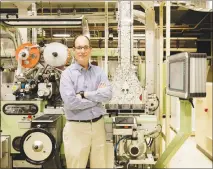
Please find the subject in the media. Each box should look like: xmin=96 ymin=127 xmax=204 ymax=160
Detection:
xmin=60 ymin=35 xmax=112 ymax=168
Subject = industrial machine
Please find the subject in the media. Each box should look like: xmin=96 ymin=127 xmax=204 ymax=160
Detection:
xmin=0 ymin=11 xmax=92 ymax=168
xmin=102 ymin=2 xmax=162 ymax=168
xmin=1 ymin=31 xmax=69 ymax=168
xmin=1 ymin=101 xmax=63 ymax=168
xmin=0 ymin=40 xmax=68 ymax=168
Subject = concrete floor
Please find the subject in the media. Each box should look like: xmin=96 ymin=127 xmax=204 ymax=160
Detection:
xmin=169 ymin=136 xmax=212 ymax=168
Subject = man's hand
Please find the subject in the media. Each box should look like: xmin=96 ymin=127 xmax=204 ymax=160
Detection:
xmin=76 ymin=94 xmax=82 ymax=99
xmin=76 ymin=91 xmax=85 ymax=99
xmin=78 ymin=83 xmax=107 ymax=99
xmin=98 ymin=82 xmax=106 ymax=88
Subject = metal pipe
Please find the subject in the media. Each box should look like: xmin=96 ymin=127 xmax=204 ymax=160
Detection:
xmin=40 ymin=25 xmax=191 ymax=31
xmin=165 ymin=1 xmax=171 ymax=152
xmin=37 ymin=37 xmax=197 ymax=40
xmin=41 ymin=1 xmax=44 ymax=38
xmin=181 ymin=13 xmax=210 ymax=33
xmin=32 ymin=3 xmax=37 ymax=44
xmin=50 ymin=1 xmax=52 ymax=42
xmin=104 ymin=2 xmax=108 ymax=76
xmin=159 ymin=1 xmax=164 ymax=156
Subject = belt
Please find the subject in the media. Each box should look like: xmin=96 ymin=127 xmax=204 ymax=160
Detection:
xmin=68 ymin=115 xmax=102 ymax=123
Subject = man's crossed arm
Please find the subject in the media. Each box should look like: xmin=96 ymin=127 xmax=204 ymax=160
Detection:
xmin=60 ymin=70 xmax=112 ymax=111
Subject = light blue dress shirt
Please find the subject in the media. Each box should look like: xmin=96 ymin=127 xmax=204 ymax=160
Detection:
xmin=60 ymin=62 xmax=112 ymax=120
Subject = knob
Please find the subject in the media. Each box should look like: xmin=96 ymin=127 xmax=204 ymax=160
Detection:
xmin=52 ymin=52 xmax=58 ymax=57
xmin=21 ymin=52 xmax=26 ymax=57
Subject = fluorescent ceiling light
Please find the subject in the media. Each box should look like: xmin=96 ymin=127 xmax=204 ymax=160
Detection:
xmin=1 ymin=16 xmax=84 ymax=27
xmin=134 ymin=34 xmax=145 ymax=37
xmin=53 ymin=34 xmax=70 ymax=37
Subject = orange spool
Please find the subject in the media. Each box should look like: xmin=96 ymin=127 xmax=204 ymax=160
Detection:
xmin=15 ymin=43 xmax=40 ymax=68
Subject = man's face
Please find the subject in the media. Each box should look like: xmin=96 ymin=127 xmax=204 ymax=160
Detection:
xmin=73 ymin=36 xmax=92 ymax=67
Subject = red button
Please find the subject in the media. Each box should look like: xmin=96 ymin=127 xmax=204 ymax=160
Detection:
xmin=204 ymin=108 xmax=208 ymax=112
xmin=139 ymin=94 xmax=143 ymax=101
xmin=28 ymin=115 xmax=32 ymax=119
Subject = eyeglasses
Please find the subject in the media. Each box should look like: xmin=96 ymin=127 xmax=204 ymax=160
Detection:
xmin=74 ymin=46 xmax=90 ymax=50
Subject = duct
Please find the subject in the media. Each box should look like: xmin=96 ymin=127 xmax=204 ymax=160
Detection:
xmin=133 ymin=10 xmax=145 ymax=25
xmin=82 ymin=17 xmax=90 ymax=39
xmin=172 ymin=0 xmax=213 ymax=12
xmin=133 ymin=9 xmax=158 ymax=30
xmin=109 ymin=1 xmax=144 ymax=105
xmin=118 ymin=1 xmax=133 ymax=66
xmin=0 ymin=15 xmax=85 ymax=28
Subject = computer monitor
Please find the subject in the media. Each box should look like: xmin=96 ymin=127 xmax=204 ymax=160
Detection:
xmin=167 ymin=52 xmax=207 ymax=99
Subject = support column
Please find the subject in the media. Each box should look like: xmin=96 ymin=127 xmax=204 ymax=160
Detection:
xmin=97 ymin=56 xmax=103 ymax=68
xmin=14 ymin=2 xmax=31 ymax=43
xmin=104 ymin=2 xmax=109 ymax=76
xmin=143 ymin=1 xmax=155 ymax=94
xmin=154 ymin=100 xmax=192 ymax=168
xmin=165 ymin=1 xmax=171 ymax=150
xmin=159 ymin=1 xmax=165 ymax=157
xmin=31 ymin=3 xmax=37 ymax=44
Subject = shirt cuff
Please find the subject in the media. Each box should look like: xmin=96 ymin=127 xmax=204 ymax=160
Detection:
xmin=84 ymin=91 xmax=97 ymax=101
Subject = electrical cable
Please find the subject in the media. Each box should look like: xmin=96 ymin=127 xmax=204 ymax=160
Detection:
xmin=151 ymin=124 xmax=162 ymax=139
xmin=114 ymin=136 xmax=130 ymax=161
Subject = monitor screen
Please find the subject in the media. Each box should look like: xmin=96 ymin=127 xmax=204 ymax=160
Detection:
xmin=167 ymin=52 xmax=189 ymax=99
xmin=169 ymin=60 xmax=185 ymax=92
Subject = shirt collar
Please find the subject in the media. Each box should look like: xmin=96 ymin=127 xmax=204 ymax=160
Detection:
xmin=73 ymin=61 xmax=92 ymax=71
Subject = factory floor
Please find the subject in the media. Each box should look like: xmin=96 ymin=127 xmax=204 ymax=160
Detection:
xmin=169 ymin=136 xmax=213 ymax=168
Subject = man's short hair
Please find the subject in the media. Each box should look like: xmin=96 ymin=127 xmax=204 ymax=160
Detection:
xmin=73 ymin=35 xmax=91 ymax=47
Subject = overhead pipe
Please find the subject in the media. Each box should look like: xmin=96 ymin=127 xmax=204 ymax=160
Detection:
xmin=37 ymin=37 xmax=197 ymax=41
xmin=133 ymin=9 xmax=145 ymax=24
xmin=48 ymin=25 xmax=194 ymax=31
xmin=181 ymin=13 xmax=210 ymax=33
xmin=174 ymin=0 xmax=212 ymax=12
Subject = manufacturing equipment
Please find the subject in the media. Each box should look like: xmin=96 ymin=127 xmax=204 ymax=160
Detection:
xmin=0 ymin=39 xmax=68 ymax=168
xmin=0 ymin=23 xmax=71 ymax=169
xmin=0 ymin=12 xmax=90 ymax=169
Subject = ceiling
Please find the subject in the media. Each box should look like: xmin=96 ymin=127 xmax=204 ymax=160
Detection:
xmin=1 ymin=1 xmax=212 ymax=55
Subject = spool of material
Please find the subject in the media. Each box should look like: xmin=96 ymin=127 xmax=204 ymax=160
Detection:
xmin=43 ymin=42 xmax=70 ymax=67
xmin=15 ymin=43 xmax=40 ymax=68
